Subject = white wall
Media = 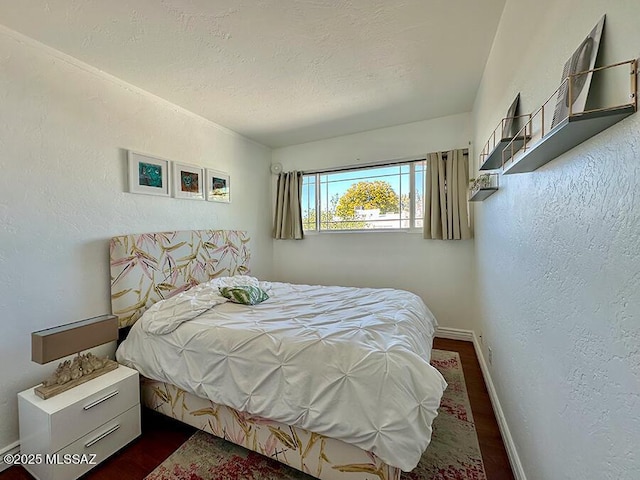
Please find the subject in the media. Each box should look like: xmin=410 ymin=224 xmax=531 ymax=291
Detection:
xmin=272 ymin=114 xmax=477 ymax=330
xmin=0 ymin=27 xmax=272 ymax=452
xmin=472 ymin=1 xmax=640 ymax=479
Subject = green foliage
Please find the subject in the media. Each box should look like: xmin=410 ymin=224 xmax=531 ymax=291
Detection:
xmin=302 ymin=209 xmax=366 ymax=230
xmin=302 ymin=209 xmax=330 ymax=229
xmin=335 ymin=181 xmax=399 ymax=219
xmin=304 ymin=183 xmax=402 ymax=230
xmin=327 ymin=218 xmax=367 ymax=230
xmin=302 ymin=193 xmax=340 ymax=230
xmin=400 ymin=193 xmax=410 ymax=214
xmin=303 ymin=193 xmax=367 ymax=230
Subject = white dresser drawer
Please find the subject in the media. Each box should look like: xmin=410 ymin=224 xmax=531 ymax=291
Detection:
xmin=19 ymin=365 xmax=140 ymax=462
xmin=24 ymin=404 xmax=141 ymax=480
xmin=48 ymin=370 xmax=139 ymax=453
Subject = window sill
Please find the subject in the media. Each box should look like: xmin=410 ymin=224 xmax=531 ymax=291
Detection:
xmin=303 ymin=228 xmax=424 ymax=235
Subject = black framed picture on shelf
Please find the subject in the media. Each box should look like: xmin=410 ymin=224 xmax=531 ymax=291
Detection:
xmin=551 ymin=15 xmax=605 ymax=129
xmin=502 ymin=93 xmax=520 ymax=138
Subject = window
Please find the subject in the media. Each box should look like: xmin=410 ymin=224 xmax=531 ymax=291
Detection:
xmin=301 ymin=160 xmax=426 ymax=232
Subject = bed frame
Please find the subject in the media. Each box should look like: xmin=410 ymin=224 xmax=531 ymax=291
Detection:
xmin=110 ymin=230 xmax=400 ymax=480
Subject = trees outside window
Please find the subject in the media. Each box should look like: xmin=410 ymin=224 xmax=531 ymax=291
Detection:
xmin=302 ymin=161 xmax=425 ymax=232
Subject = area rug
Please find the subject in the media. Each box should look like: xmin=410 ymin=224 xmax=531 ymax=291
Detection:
xmin=145 ymin=350 xmax=486 ymax=480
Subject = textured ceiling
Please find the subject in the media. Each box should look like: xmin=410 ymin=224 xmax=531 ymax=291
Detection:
xmin=0 ymin=0 xmax=505 ymax=147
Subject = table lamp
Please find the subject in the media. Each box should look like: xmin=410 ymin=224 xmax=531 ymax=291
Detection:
xmin=31 ymin=314 xmax=118 ymax=399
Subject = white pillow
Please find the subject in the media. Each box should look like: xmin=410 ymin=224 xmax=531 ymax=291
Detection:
xmin=141 ymin=288 xmax=227 ymax=335
xmin=141 ymin=276 xmax=259 ymax=335
xmin=205 ymin=275 xmax=260 ymax=289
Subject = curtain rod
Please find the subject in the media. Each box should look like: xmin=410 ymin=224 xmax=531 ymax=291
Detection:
xmin=302 ymin=149 xmax=468 ymax=175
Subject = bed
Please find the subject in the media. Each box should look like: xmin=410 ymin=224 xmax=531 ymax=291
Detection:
xmin=110 ymin=230 xmax=446 ymax=480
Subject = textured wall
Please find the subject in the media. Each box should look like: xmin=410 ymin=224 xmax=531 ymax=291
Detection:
xmin=272 ymin=114 xmax=478 ymax=330
xmin=0 ymin=29 xmax=272 ymax=451
xmin=472 ymin=1 xmax=640 ymax=478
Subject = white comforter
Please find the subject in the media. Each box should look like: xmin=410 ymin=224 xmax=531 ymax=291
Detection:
xmin=116 ymin=280 xmax=446 ymax=471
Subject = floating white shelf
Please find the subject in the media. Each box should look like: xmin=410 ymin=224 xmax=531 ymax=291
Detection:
xmin=480 ymin=135 xmax=531 ymax=171
xmin=468 ymin=173 xmax=499 ymax=202
xmin=469 ymin=187 xmax=498 ymax=201
xmin=502 ymin=60 xmax=637 ymax=175
xmin=503 ymin=106 xmax=635 ymax=174
xmin=478 ymin=115 xmax=531 ymax=171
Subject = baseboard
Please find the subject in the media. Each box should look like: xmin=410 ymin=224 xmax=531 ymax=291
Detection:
xmin=0 ymin=441 xmax=20 ymax=472
xmin=435 ymin=326 xmax=475 ymax=342
xmin=470 ymin=331 xmax=528 ymax=480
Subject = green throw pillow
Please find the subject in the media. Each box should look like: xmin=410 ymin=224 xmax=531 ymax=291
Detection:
xmin=219 ymin=286 xmax=269 ymax=305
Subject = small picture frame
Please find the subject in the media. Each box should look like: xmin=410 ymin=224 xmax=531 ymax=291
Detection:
xmin=128 ymin=151 xmax=171 ymax=197
xmin=173 ymin=162 xmax=205 ymax=200
xmin=502 ymin=93 xmax=520 ymax=138
xmin=206 ymin=169 xmax=230 ymax=203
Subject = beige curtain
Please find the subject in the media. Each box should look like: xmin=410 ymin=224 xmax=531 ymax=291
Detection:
xmin=273 ymin=171 xmax=304 ymax=240
xmin=424 ymin=149 xmax=471 ymax=240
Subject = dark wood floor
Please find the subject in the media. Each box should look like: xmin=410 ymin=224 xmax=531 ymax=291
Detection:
xmin=433 ymin=338 xmax=514 ymax=480
xmin=2 ymin=339 xmax=513 ymax=480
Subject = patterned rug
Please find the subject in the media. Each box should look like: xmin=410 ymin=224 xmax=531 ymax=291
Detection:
xmin=145 ymin=350 xmax=486 ymax=480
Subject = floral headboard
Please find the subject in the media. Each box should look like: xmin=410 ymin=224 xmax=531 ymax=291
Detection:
xmin=110 ymin=230 xmax=250 ymax=328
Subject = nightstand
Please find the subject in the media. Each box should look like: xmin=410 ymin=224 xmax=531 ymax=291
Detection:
xmin=18 ymin=364 xmax=141 ymax=480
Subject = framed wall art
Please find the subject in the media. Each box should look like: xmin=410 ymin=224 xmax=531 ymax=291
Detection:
xmin=502 ymin=93 xmax=520 ymax=138
xmin=128 ymin=151 xmax=171 ymax=197
xmin=551 ymin=15 xmax=605 ymax=128
xmin=206 ymin=169 xmax=230 ymax=203
xmin=173 ymin=162 xmax=205 ymax=200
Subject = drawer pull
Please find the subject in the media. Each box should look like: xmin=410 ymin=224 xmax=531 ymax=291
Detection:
xmin=83 ymin=390 xmax=119 ymax=410
xmin=84 ymin=424 xmax=120 ymax=448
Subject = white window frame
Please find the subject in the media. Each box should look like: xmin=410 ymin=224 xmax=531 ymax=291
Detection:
xmin=301 ymin=159 xmax=426 ymax=234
